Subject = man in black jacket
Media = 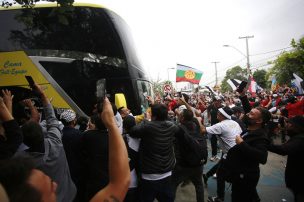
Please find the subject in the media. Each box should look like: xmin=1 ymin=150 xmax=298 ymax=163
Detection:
xmin=268 ymin=115 xmax=304 ymax=202
xmin=129 ymin=104 xmax=178 ymax=202
xmin=172 ymin=109 xmax=205 ymax=202
xmin=60 ymin=109 xmax=84 ymax=202
xmin=224 ymin=89 xmax=271 ymax=202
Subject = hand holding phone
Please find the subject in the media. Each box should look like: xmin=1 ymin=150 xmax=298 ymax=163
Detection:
xmin=25 ymin=76 xmax=35 ymax=89
xmin=96 ymin=79 xmax=107 ymax=100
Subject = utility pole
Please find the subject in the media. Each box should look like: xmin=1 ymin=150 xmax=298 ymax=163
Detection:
xmin=211 ymin=61 xmax=220 ymax=86
xmin=239 ymin=35 xmax=254 ymax=76
xmin=167 ymin=67 xmax=175 ymax=81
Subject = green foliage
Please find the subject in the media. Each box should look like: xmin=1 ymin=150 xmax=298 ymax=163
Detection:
xmin=268 ymin=37 xmax=304 ymax=85
xmin=252 ymin=69 xmax=267 ymax=88
xmin=220 ymin=66 xmax=247 ymax=92
xmin=1 ymin=0 xmax=73 ymax=8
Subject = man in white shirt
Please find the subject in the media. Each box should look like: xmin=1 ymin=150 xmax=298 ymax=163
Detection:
xmin=200 ymin=106 xmax=242 ymax=202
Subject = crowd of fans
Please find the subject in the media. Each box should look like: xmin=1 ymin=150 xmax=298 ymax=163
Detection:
xmin=0 ymin=82 xmax=303 ymax=202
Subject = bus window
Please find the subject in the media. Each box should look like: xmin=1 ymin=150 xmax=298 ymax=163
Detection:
xmin=137 ymin=80 xmax=153 ymax=111
xmin=40 ymin=59 xmax=134 ymax=115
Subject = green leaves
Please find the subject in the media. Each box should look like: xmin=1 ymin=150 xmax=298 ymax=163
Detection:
xmin=1 ymin=0 xmax=74 ymax=8
xmin=269 ymin=37 xmax=304 ymax=85
xmin=220 ymin=66 xmax=247 ymax=92
xmin=253 ymin=69 xmax=267 ymax=89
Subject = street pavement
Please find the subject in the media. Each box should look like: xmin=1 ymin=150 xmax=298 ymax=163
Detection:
xmin=175 ymin=137 xmax=294 ymax=202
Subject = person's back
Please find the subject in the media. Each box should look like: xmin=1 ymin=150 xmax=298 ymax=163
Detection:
xmin=61 ymin=116 xmax=84 ymax=202
xmin=172 ymin=109 xmax=205 ymax=202
xmin=136 ymin=119 xmax=176 ymax=173
xmin=208 ymin=118 xmax=242 ymax=154
xmin=82 ymin=114 xmax=109 ymax=201
xmin=129 ymin=104 xmax=178 ymax=202
xmin=20 ymin=109 xmax=76 ymax=202
xmin=268 ymin=115 xmax=304 ymax=201
xmin=15 ymin=85 xmax=76 ymax=202
xmin=62 ymin=126 xmax=83 ymax=182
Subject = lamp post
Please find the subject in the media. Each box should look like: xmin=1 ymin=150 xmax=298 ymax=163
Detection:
xmin=223 ymin=35 xmax=254 ymax=76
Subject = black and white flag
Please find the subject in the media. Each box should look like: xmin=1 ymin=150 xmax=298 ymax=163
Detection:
xmin=227 ymin=79 xmax=241 ymax=91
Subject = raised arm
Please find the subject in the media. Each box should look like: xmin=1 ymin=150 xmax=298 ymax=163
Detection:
xmin=179 ymin=96 xmax=193 ymax=113
xmin=194 ymin=116 xmax=207 ymax=135
xmin=0 ymin=97 xmax=23 ymax=159
xmin=1 ymin=90 xmax=13 ymax=115
xmin=238 ymin=88 xmax=251 ymax=114
xmin=90 ymin=98 xmax=130 ymax=202
xmin=33 ymin=84 xmax=62 ymax=142
xmin=0 ymin=97 xmax=13 ymax=122
xmin=22 ymin=99 xmax=40 ymax=123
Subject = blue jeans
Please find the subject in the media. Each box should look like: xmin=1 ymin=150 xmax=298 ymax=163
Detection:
xmin=140 ymin=176 xmax=174 ymax=202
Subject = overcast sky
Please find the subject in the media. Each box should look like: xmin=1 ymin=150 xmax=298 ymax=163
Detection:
xmin=83 ymin=0 xmax=304 ymax=86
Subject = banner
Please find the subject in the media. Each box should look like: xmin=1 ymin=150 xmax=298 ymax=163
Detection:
xmin=176 ymin=64 xmax=203 ymax=84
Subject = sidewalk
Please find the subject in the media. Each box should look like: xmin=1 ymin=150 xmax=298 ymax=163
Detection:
xmin=175 ymin=137 xmax=293 ymax=202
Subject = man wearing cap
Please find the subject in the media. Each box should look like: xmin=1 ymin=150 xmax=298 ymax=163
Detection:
xmin=60 ymin=109 xmax=84 ymax=202
xmin=200 ymin=107 xmax=242 ymax=202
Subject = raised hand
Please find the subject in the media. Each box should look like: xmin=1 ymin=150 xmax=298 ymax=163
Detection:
xmin=100 ymin=97 xmax=115 ymax=129
xmin=1 ymin=89 xmax=14 ymax=114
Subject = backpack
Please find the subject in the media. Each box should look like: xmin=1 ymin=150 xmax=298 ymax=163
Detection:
xmin=179 ymin=121 xmax=208 ymax=167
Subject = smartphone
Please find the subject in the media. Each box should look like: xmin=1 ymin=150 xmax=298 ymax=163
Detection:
xmin=25 ymin=75 xmax=35 ymax=89
xmin=236 ymin=81 xmax=248 ymax=93
xmin=96 ymin=78 xmax=106 ymax=100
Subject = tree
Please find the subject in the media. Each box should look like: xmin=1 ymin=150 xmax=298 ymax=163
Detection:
xmin=253 ymin=69 xmax=267 ymax=89
xmin=220 ymin=66 xmax=247 ymax=92
xmin=268 ymin=37 xmax=304 ymax=85
xmin=2 ymin=0 xmax=73 ymax=8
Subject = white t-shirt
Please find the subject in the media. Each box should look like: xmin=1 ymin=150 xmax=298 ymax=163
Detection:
xmin=206 ymin=119 xmax=242 ymax=154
